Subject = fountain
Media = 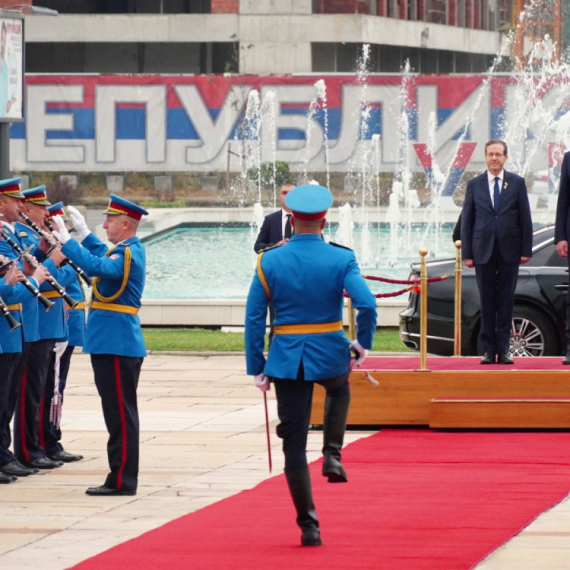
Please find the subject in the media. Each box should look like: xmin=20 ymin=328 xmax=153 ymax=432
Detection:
xmin=143 ymin=9 xmax=570 ymax=302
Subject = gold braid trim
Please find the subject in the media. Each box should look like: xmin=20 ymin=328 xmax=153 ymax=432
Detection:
xmin=256 ymin=252 xmax=271 ymax=299
xmin=92 ymin=246 xmax=132 ymax=303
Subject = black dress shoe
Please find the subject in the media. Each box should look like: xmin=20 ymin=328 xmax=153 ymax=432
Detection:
xmin=0 ymin=472 xmax=16 ymax=484
xmin=1 ymin=461 xmax=37 ymax=477
xmin=49 ymin=451 xmax=84 ymax=463
xmin=480 ymin=352 xmax=496 ymax=364
xmin=26 ymin=457 xmax=64 ymax=469
xmin=563 ymin=351 xmax=570 ymax=365
xmin=497 ymin=352 xmax=514 ymax=365
xmin=85 ymin=485 xmax=136 ymax=496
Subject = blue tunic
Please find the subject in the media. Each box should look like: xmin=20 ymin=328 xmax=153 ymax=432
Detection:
xmin=245 ymin=234 xmax=377 ymax=381
xmin=0 ymin=277 xmax=25 ymax=353
xmin=15 ymin=221 xmax=75 ymax=341
xmin=63 ymin=274 xmax=86 ymax=347
xmin=0 ymin=224 xmax=39 ymax=343
xmin=61 ymin=233 xmax=146 ymax=358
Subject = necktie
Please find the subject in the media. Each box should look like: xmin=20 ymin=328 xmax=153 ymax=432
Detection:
xmin=493 ymin=176 xmax=500 ymax=212
xmin=284 ymin=214 xmax=292 ymax=239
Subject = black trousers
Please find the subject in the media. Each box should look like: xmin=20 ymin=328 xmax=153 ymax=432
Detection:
xmin=14 ymin=339 xmax=56 ymax=463
xmin=272 ymin=365 xmax=350 ymax=472
xmin=91 ymin=354 xmax=143 ymax=492
xmin=0 ymin=352 xmax=19 ymax=466
xmin=0 ymin=343 xmax=29 ymax=465
xmin=40 ymin=345 xmax=75 ymax=456
xmin=566 ymin=256 xmax=570 ymax=349
xmin=475 ymin=240 xmax=519 ymax=354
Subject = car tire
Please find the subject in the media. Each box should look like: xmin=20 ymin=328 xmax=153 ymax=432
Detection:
xmin=475 ymin=305 xmax=559 ymax=357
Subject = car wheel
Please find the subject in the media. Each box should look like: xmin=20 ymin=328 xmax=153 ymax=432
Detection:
xmin=510 ymin=306 xmax=559 ymax=357
xmin=475 ymin=306 xmax=559 ymax=357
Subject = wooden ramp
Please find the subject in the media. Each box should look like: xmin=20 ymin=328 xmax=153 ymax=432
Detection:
xmin=430 ymin=398 xmax=570 ymax=429
xmin=309 ymin=357 xmax=570 ymax=428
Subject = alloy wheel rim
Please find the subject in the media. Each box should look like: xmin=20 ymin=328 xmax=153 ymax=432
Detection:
xmin=509 ymin=317 xmax=545 ymax=357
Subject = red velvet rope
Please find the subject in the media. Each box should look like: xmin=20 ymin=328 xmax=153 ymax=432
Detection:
xmin=344 ymin=286 xmax=413 ymax=299
xmin=362 ymin=274 xmax=450 ymax=284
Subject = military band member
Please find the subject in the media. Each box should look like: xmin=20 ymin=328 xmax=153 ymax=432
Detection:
xmin=53 ymin=194 xmax=148 ymax=496
xmin=13 ymin=186 xmax=75 ymax=470
xmin=245 ymin=184 xmax=377 ymax=546
xmin=0 ymin=178 xmax=49 ymax=478
xmin=40 ymin=202 xmax=85 ymax=463
xmin=0 ymin=254 xmax=29 ymax=483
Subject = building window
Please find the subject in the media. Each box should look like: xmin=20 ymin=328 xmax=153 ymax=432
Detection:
xmin=36 ymin=0 xmax=212 ymax=14
xmin=26 ymin=41 xmax=237 ymax=73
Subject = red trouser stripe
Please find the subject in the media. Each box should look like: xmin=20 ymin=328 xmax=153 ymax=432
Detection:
xmin=38 ymin=391 xmax=45 ymax=450
xmin=19 ymin=367 xmax=30 ymax=462
xmin=114 ymin=355 xmax=128 ymax=490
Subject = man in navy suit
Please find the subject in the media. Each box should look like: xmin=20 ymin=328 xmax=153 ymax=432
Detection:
xmin=254 ymin=183 xmax=295 ymax=253
xmin=554 ymin=150 xmax=570 ymax=364
xmin=461 ymin=140 xmax=533 ymax=364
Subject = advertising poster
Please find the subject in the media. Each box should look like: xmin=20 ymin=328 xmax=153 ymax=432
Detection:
xmin=0 ymin=16 xmax=23 ymax=122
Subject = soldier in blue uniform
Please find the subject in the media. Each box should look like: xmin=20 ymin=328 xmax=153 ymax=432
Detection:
xmin=0 ymin=178 xmax=49 ymax=478
xmin=53 ymin=194 xmax=148 ymax=496
xmin=40 ymin=202 xmax=85 ymax=463
xmin=13 ymin=186 xmax=76 ymax=470
xmin=0 ymin=254 xmax=29 ymax=483
xmin=245 ymin=184 xmax=377 ymax=547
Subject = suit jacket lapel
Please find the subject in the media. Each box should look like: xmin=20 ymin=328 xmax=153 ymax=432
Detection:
xmin=479 ymin=173 xmax=494 ymax=211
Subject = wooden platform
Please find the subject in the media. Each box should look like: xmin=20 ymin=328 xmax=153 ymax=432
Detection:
xmin=309 ymin=357 xmax=570 ymax=428
xmin=430 ymin=397 xmax=570 ymax=429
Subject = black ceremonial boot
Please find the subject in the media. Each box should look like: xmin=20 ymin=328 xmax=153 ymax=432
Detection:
xmin=284 ymin=469 xmax=322 ymax=546
xmin=322 ymin=396 xmax=350 ymax=483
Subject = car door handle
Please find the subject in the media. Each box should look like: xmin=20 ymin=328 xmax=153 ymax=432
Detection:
xmin=555 ymin=284 xmax=569 ymax=291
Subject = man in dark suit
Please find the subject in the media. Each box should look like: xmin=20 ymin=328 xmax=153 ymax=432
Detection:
xmin=254 ymin=183 xmax=295 ymax=253
xmin=554 ymin=151 xmax=570 ymax=364
xmin=461 ymin=139 xmax=533 ymax=364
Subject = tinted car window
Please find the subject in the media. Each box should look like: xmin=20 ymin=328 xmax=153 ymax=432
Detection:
xmin=547 ymin=249 xmax=568 ymax=267
xmin=531 ymin=241 xmax=556 ymax=266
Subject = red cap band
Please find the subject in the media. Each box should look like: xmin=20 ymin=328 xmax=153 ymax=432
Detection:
xmin=291 ymin=210 xmax=327 ymax=221
xmin=0 ymin=184 xmax=21 ymax=195
xmin=107 ymin=202 xmax=143 ymax=221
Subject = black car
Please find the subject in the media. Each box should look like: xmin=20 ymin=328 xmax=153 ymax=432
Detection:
xmin=399 ymin=225 xmax=568 ymax=357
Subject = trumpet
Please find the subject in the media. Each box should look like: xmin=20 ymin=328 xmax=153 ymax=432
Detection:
xmin=1 ymin=230 xmax=77 ymax=309
xmin=20 ymin=213 xmax=93 ymax=287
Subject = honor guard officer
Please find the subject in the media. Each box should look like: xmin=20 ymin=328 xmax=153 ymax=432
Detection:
xmin=53 ymin=194 xmax=148 ymax=497
xmin=14 ymin=186 xmax=75 ymax=470
xmin=0 ymin=255 xmax=30 ymax=483
xmin=245 ymin=184 xmax=377 ymax=547
xmin=40 ymin=202 xmax=85 ymax=463
xmin=0 ymin=178 xmax=49 ymax=478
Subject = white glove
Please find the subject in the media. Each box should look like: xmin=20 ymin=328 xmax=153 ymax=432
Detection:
xmin=67 ymin=205 xmax=90 ymax=242
xmin=254 ymin=374 xmax=270 ymax=393
xmin=52 ymin=215 xmax=71 ymax=245
xmin=53 ymin=341 xmax=69 ymax=359
xmin=349 ymin=340 xmax=368 ymax=367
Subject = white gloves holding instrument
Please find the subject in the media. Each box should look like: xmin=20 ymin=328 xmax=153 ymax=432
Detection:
xmin=349 ymin=340 xmax=367 ymax=366
xmin=67 ymin=206 xmax=90 ymax=242
xmin=254 ymin=374 xmax=270 ymax=393
xmin=52 ymin=215 xmax=70 ymax=245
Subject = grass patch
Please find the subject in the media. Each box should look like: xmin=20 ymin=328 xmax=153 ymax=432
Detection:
xmin=143 ymin=327 xmax=412 ymax=353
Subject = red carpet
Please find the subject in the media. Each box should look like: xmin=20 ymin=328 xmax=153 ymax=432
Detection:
xmin=70 ymin=430 xmax=570 ymax=570
xmin=363 ymin=356 xmax=566 ymax=370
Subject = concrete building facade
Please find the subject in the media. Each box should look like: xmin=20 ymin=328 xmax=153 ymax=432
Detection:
xmin=14 ymin=0 xmax=512 ymax=74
